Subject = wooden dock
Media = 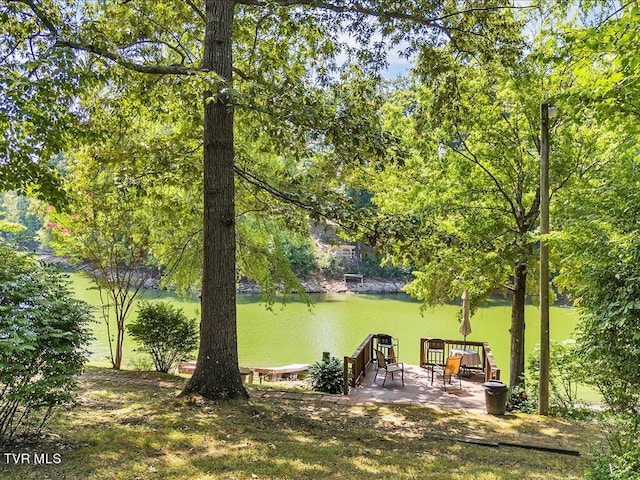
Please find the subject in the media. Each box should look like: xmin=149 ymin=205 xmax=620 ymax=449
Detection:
xmin=178 ymin=362 xmax=309 ymax=384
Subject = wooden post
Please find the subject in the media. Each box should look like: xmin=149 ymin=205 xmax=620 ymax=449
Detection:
xmin=343 ymin=357 xmax=350 ymax=395
xmin=539 ymin=102 xmax=552 ymax=416
xmin=419 ymin=338 xmax=427 ymax=367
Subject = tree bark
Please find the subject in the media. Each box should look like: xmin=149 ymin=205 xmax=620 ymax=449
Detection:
xmin=181 ymin=0 xmax=248 ymax=400
xmin=509 ymin=263 xmax=527 ymax=389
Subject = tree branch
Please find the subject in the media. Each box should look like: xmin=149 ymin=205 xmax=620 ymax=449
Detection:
xmin=181 ymin=0 xmax=206 ymax=22
xmin=235 ymin=0 xmax=533 ymax=29
xmin=11 ymin=0 xmax=206 ymax=76
xmin=234 ymin=164 xmax=372 ymax=237
xmin=234 ymin=165 xmax=314 ymax=213
xmin=119 ymin=39 xmax=190 ymax=65
xmin=450 ymin=125 xmax=521 ymax=225
xmin=236 ymin=0 xmax=450 ymax=36
xmin=159 ymin=228 xmax=203 ymax=282
xmin=9 ymin=0 xmax=59 ymax=35
xmin=54 ymin=39 xmax=206 ymax=75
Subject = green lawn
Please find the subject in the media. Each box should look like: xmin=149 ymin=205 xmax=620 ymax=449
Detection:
xmin=0 ymin=367 xmax=604 ymax=479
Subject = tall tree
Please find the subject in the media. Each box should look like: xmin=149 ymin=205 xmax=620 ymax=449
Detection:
xmin=550 ymin=3 xmax=640 ymax=472
xmin=48 ymin=155 xmax=157 ymax=370
xmin=551 ymin=0 xmax=640 ymax=409
xmin=4 ymin=0 xmax=524 ymax=400
xmin=355 ymin=48 xmax=607 ymax=388
xmin=564 ymin=3 xmax=640 ymax=131
xmin=0 ymin=1 xmax=80 ymax=205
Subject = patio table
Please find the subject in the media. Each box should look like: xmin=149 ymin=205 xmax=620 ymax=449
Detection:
xmin=450 ymin=348 xmax=481 ymax=367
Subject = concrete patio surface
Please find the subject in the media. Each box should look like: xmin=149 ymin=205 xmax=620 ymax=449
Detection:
xmin=348 ymin=363 xmax=489 ymax=413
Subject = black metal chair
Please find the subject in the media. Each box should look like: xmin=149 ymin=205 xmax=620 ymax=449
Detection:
xmin=422 ymin=338 xmax=445 ymax=378
xmin=375 ymin=333 xmax=399 ymax=363
xmin=374 ymin=349 xmax=404 ymax=386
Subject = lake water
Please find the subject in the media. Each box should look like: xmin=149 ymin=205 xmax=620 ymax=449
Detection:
xmin=70 ymin=274 xmax=579 ymax=384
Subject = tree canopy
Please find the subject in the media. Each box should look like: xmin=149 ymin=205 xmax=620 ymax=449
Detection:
xmin=337 ymin=29 xmax=614 ymax=387
xmin=5 ymin=0 xmax=636 ymax=413
xmin=1 ymin=0 xmax=527 ymax=400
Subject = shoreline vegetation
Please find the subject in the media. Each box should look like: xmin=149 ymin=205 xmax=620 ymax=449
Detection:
xmin=41 ymin=252 xmax=410 ymax=295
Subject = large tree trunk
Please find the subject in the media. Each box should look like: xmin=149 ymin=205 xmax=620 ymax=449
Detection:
xmin=509 ymin=263 xmax=527 ymax=389
xmin=181 ymin=0 xmax=248 ymax=400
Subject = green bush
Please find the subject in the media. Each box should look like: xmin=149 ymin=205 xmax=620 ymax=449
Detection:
xmin=0 ymin=244 xmax=93 ymax=444
xmin=508 ymin=340 xmax=592 ymax=419
xmin=588 ymin=447 xmax=640 ymax=480
xmin=129 ymin=354 xmax=154 ymax=371
xmin=361 ymin=253 xmax=411 ymax=279
xmin=282 ymin=240 xmax=318 ymax=279
xmin=308 ymin=356 xmax=343 ymax=394
xmin=506 ymin=384 xmax=536 ymax=414
xmin=317 ymin=253 xmax=346 ymax=279
xmin=586 ymin=418 xmax=640 ymax=480
xmin=128 ymin=301 xmax=198 ymax=373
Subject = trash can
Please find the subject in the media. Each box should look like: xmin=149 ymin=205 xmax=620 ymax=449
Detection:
xmin=483 ymin=380 xmax=508 ymax=415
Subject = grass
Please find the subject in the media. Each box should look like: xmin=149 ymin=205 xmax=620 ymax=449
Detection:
xmin=0 ymin=367 xmax=604 ymax=480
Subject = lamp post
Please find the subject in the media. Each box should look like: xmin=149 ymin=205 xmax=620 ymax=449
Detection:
xmin=539 ymin=102 xmax=556 ymax=416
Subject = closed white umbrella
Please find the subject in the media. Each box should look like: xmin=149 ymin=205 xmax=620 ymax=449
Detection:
xmin=459 ymin=290 xmax=472 ymax=347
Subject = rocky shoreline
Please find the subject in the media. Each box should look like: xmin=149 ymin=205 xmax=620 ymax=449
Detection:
xmin=303 ymin=277 xmax=408 ymax=294
xmin=42 ymin=253 xmax=409 ymax=295
xmin=238 ymin=277 xmax=409 ymax=295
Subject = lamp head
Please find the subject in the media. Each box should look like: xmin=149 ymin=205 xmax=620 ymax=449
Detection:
xmin=547 ymin=103 xmax=557 ymax=118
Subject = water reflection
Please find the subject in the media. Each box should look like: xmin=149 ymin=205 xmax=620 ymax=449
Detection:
xmin=71 ymin=272 xmax=579 ymax=386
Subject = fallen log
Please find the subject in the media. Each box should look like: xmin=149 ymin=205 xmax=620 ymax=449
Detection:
xmin=424 ymin=433 xmax=499 ymax=448
xmin=423 ymin=432 xmax=580 ymax=456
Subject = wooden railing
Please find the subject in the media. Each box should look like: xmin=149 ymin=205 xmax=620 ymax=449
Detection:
xmin=343 ymin=334 xmax=375 ymax=395
xmin=344 ymin=335 xmax=502 ymax=395
xmin=419 ymin=338 xmax=501 ymax=383
xmin=481 ymin=342 xmax=501 ymax=382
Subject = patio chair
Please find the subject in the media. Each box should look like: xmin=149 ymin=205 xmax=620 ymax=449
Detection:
xmin=432 ymin=354 xmax=463 ymax=391
xmin=422 ymin=338 xmax=445 ymax=378
xmin=375 ymin=333 xmax=398 ymax=363
xmin=374 ymin=349 xmax=404 ymax=386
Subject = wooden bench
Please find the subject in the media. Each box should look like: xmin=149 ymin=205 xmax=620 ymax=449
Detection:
xmin=177 ymin=361 xmax=309 ymax=384
xmin=343 ymin=273 xmax=364 ymax=284
xmin=178 ymin=361 xmax=255 ymax=383
xmin=178 ymin=361 xmax=197 ymax=374
xmin=248 ymin=364 xmax=310 ymax=383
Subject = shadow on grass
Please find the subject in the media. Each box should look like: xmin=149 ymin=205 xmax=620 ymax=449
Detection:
xmin=0 ymin=368 xmax=600 ymax=480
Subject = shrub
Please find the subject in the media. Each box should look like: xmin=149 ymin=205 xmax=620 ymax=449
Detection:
xmin=128 ymin=301 xmax=198 ymax=373
xmin=317 ymin=253 xmax=346 ymax=279
xmin=508 ymin=340 xmax=592 ymax=419
xmin=588 ymin=451 xmax=640 ymax=480
xmin=506 ymin=384 xmax=536 ymax=414
xmin=586 ymin=417 xmax=640 ymax=480
xmin=129 ymin=354 xmax=154 ymax=371
xmin=308 ymin=356 xmax=343 ymax=394
xmin=0 ymin=244 xmax=93 ymax=444
xmin=282 ymin=240 xmax=318 ymax=279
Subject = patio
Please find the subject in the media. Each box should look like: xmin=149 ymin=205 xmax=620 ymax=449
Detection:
xmin=342 ymin=334 xmax=503 ymax=413
xmin=348 ymin=362 xmax=488 ymax=413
